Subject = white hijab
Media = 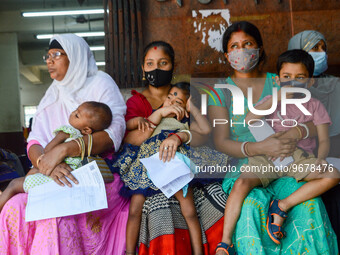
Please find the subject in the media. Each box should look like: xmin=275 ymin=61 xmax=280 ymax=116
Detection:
xmin=36 ymin=34 xmax=98 ymax=115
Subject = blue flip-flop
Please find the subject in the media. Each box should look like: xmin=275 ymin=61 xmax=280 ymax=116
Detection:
xmin=267 ymin=199 xmax=288 ymax=244
xmin=215 ymin=242 xmax=237 ymax=254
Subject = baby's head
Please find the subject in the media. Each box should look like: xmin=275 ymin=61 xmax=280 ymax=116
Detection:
xmin=163 ymin=82 xmax=190 ymax=108
xmin=277 ymin=49 xmax=314 ymax=89
xmin=69 ymin=101 xmax=112 ymax=135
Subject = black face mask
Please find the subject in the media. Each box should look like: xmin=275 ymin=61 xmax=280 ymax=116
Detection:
xmin=145 ymin=69 xmax=173 ymax=88
xmin=280 ymin=80 xmax=309 ymax=98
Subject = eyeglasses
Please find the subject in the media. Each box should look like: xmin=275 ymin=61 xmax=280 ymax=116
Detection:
xmin=43 ymin=51 xmax=67 ymax=62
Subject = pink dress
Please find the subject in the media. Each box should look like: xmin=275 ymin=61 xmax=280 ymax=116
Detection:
xmin=0 ymin=33 xmax=130 ymax=255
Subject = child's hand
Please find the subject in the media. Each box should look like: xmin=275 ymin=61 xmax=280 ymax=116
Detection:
xmin=137 ymin=118 xmax=152 ymax=132
xmin=161 ymin=105 xmax=188 ymax=120
xmin=315 ymin=158 xmax=328 ymax=169
xmin=186 ymin=96 xmax=192 ymax=113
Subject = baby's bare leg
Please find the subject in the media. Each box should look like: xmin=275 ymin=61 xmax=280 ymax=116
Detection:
xmin=0 ymin=177 xmax=25 ymax=212
xmin=27 ymin=167 xmax=39 ymax=176
xmin=126 ymin=194 xmax=146 ymax=254
xmin=175 ymin=188 xmax=203 ymax=255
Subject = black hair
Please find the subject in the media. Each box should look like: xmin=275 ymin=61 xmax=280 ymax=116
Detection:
xmin=143 ymin=41 xmax=175 ymax=70
xmin=222 ymin=21 xmax=266 ymax=63
xmin=49 ymin=39 xmax=63 ymax=50
xmin=82 ymin=101 xmax=113 ymax=131
xmin=171 ymin=82 xmax=190 ymax=96
xmin=171 ymin=82 xmax=202 ymax=107
xmin=277 ymin=49 xmax=314 ymax=78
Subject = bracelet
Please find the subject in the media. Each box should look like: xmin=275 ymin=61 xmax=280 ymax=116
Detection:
xmin=168 ymin=133 xmax=183 ymax=145
xmin=295 ymin=126 xmax=303 ymax=140
xmin=298 ymin=123 xmax=309 ymax=139
xmin=36 ymin=154 xmax=44 ymax=167
xmin=145 ymin=118 xmax=158 ymax=128
xmin=244 ymin=142 xmax=251 ymax=157
xmin=240 ymin=142 xmax=249 ymax=157
xmin=77 ymin=137 xmax=86 ymax=160
xmin=179 ymin=130 xmax=192 ymax=144
xmin=74 ymin=139 xmax=82 ymax=155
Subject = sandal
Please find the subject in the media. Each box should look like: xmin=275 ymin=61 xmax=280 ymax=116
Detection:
xmin=215 ymin=242 xmax=237 ymax=255
xmin=267 ymin=199 xmax=288 ymax=244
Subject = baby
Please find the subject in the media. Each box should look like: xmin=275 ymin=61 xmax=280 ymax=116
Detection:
xmin=0 ymin=101 xmax=112 ymax=211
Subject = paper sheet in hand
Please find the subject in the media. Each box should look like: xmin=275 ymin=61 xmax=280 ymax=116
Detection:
xmin=140 ymin=152 xmax=193 ymax=198
xmin=25 ymin=161 xmax=108 ymax=222
xmin=248 ymin=120 xmax=294 ymax=167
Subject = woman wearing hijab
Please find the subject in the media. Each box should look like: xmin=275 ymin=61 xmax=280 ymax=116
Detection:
xmin=0 ymin=34 xmax=130 ymax=255
xmin=288 ymin=30 xmax=340 ymax=157
xmin=288 ymin=29 xmax=340 ymax=254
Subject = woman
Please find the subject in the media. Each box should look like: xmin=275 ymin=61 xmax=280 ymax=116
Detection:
xmin=288 ymin=30 xmax=340 ymax=252
xmin=123 ymin=41 xmax=230 ymax=255
xmin=288 ymin=30 xmax=340 ymax=157
xmin=208 ymin=21 xmax=337 ymax=254
xmin=0 ymin=34 xmax=130 ymax=255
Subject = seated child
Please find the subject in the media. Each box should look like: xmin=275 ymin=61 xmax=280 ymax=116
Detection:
xmin=0 ymin=101 xmax=112 ymax=211
xmin=118 ymin=82 xmax=210 ymax=255
xmin=215 ymin=49 xmax=340 ymax=255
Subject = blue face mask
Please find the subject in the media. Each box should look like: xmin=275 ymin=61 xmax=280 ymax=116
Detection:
xmin=280 ymin=80 xmax=309 ymax=98
xmin=309 ymin=51 xmax=328 ymax=76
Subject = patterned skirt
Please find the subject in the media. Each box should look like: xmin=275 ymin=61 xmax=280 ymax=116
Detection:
xmin=108 ymin=130 xmax=234 ymax=198
xmin=138 ymin=182 xmax=228 ymax=254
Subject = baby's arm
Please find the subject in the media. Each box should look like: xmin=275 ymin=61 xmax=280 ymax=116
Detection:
xmin=126 ymin=117 xmax=148 ymax=131
xmin=315 ymin=123 xmax=330 ymax=165
xmin=44 ymin=131 xmax=70 ymax=153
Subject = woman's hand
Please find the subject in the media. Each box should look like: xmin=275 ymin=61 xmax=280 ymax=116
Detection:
xmin=259 ymin=132 xmax=297 ymax=158
xmin=37 ymin=144 xmax=67 ymax=176
xmin=159 ymin=135 xmax=182 ymax=162
xmin=50 ymin=162 xmax=78 ymax=187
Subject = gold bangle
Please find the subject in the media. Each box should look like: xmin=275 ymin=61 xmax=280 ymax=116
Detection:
xmin=77 ymin=137 xmax=85 ymax=160
xmin=295 ymin=126 xmax=303 ymax=140
xmin=244 ymin=142 xmax=251 ymax=157
xmin=74 ymin=139 xmax=82 ymax=156
xmin=36 ymin=154 xmax=44 ymax=168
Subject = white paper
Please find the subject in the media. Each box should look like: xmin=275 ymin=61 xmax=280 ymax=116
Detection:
xmin=140 ymin=152 xmax=193 ymax=198
xmin=25 ymin=161 xmax=108 ymax=222
xmin=326 ymin=157 xmax=340 ymax=170
xmin=248 ymin=120 xmax=294 ymax=167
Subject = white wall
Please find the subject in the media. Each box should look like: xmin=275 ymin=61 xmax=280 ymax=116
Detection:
xmin=19 ymin=72 xmax=51 ymax=125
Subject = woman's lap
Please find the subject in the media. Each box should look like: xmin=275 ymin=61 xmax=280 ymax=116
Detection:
xmin=222 ymin=177 xmax=338 ymax=255
xmin=138 ymin=182 xmax=227 ymax=255
xmin=0 ymin=173 xmax=130 ymax=255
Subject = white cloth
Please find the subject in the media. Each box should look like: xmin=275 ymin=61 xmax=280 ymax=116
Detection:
xmin=28 ymin=34 xmax=126 ymax=151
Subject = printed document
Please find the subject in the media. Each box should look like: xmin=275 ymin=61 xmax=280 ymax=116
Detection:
xmin=25 ymin=161 xmax=108 ymax=222
xmin=140 ymin=152 xmax=193 ymax=198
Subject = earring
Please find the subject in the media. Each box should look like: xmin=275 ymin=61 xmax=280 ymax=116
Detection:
xmin=142 ymin=73 xmax=146 ymax=81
